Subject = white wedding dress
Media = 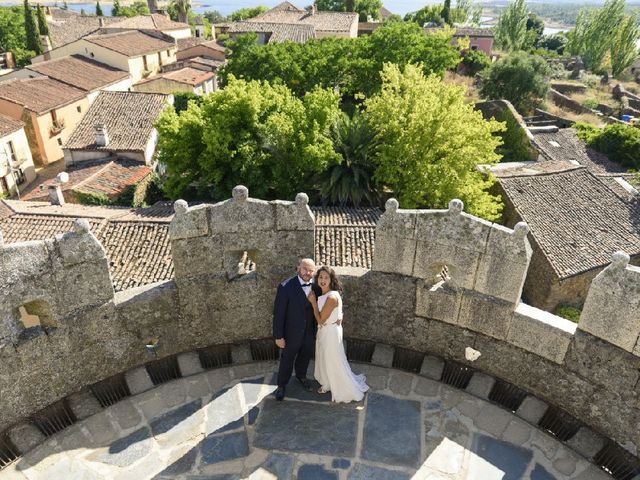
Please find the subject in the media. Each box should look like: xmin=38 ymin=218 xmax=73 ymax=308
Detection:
xmin=314 ymin=291 xmax=369 ymax=403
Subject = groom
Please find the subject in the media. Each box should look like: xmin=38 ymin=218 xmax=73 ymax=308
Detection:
xmin=272 ymin=258 xmax=317 ymax=401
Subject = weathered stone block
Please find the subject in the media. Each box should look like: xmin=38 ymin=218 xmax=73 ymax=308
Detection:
xmin=372 ymin=232 xmax=415 ymax=276
xmin=125 ymin=366 xmax=154 ymax=395
xmin=67 ymin=389 xmax=103 ymax=420
xmin=579 ymin=256 xmax=640 ymax=353
xmin=516 ymin=396 xmax=548 ymax=425
xmin=8 ymin=422 xmax=45 ymax=453
xmin=169 ymin=203 xmax=209 ymax=240
xmin=209 ymin=197 xmax=275 ymax=234
xmin=54 ymin=259 xmax=114 ymax=316
xmin=55 ymin=230 xmax=106 ymax=267
xmin=508 ymin=303 xmax=575 ymax=364
xmin=231 ymin=344 xmax=252 ymax=364
xmin=457 ymin=292 xmax=514 ymax=340
xmin=0 ymin=240 xmax=51 ymax=280
xmin=371 ymin=344 xmax=394 ymax=367
xmin=414 ymin=209 xmax=491 ymax=254
xmin=178 ymin=351 xmax=204 ymax=377
xmin=567 ymin=427 xmax=606 ymax=459
xmin=419 ymin=355 xmax=444 ymax=380
xmin=413 ymin=241 xmax=481 ymax=289
xmin=171 ymin=236 xmax=223 ymax=280
xmin=415 ymin=281 xmax=461 ymax=325
xmin=274 ymin=200 xmax=314 ymax=231
xmin=465 ymin=372 xmax=495 ymax=399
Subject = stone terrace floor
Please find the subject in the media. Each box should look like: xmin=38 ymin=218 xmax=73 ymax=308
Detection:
xmin=0 ymin=363 xmax=610 ymax=480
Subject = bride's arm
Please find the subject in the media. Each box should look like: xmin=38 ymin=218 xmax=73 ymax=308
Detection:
xmin=308 ymin=293 xmax=338 ymax=326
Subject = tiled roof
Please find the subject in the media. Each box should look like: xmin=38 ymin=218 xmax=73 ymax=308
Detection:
xmin=65 ymin=91 xmax=167 ymax=152
xmin=0 ymin=201 xmax=380 ymax=289
xmin=177 ymin=38 xmax=225 ymax=53
xmin=186 ymin=57 xmax=225 ymax=70
xmin=0 ymin=77 xmax=85 ymax=114
xmin=228 ymin=22 xmax=316 ymax=43
xmin=250 ymin=5 xmax=358 ymax=33
xmin=0 ymin=200 xmax=173 ymax=291
xmin=530 ymin=128 xmax=627 ymax=175
xmin=85 ymin=30 xmax=175 ymax=57
xmin=47 ymin=16 xmax=123 ymax=48
xmin=498 ymin=168 xmax=640 ymax=279
xmin=26 ymin=55 xmax=129 ymax=92
xmin=20 ymin=158 xmax=152 ymax=202
xmin=453 ymin=27 xmax=494 ymax=38
xmin=137 ymin=67 xmax=214 ymax=86
xmin=0 ymin=114 xmax=24 ymax=137
xmin=106 ymin=13 xmax=189 ymax=31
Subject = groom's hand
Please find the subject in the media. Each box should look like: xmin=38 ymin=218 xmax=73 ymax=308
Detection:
xmin=275 ymin=338 xmax=285 ymax=349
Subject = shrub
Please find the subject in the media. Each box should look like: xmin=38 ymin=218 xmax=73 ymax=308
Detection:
xmin=581 ymin=98 xmax=600 ymax=110
xmin=575 ymin=122 xmax=640 ymax=169
xmin=554 ymin=304 xmax=581 ymax=323
xmin=496 ymin=110 xmax=533 ymax=162
xmin=461 ymin=49 xmax=491 ymax=76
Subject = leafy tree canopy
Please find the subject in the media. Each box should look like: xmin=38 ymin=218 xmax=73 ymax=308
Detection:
xmin=575 ymin=122 xmax=640 ymax=169
xmin=495 ymin=0 xmax=528 ymax=51
xmin=0 ymin=6 xmax=35 ymax=66
xmin=480 ymin=51 xmax=550 ymax=113
xmin=316 ymin=0 xmax=382 ymax=21
xmin=364 ymin=63 xmax=504 ymax=220
xmin=156 ymin=76 xmax=341 ymax=200
xmin=221 ymin=22 xmax=459 ymax=99
xmin=229 ymin=5 xmax=267 ymax=21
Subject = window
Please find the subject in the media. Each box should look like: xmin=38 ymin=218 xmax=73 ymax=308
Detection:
xmin=51 ymin=110 xmax=57 ymax=123
xmin=57 ymin=138 xmax=62 ymax=146
xmin=77 ymin=106 xmax=81 ymax=113
xmin=158 ymin=51 xmax=162 ymax=67
xmin=166 ymin=49 xmax=170 ymax=56
xmin=143 ymin=55 xmax=148 ymax=71
xmin=6 ymin=141 xmax=16 ymax=164
xmin=471 ymin=45 xmax=478 ymax=51
xmin=13 ymin=168 xmax=25 ymax=185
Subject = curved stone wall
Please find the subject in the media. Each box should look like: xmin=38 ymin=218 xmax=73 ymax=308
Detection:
xmin=1 ymin=187 xmax=639 ymax=474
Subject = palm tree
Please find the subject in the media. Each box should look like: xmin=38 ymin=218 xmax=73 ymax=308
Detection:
xmin=171 ymin=0 xmax=190 ymax=23
xmin=316 ymin=111 xmax=379 ymax=207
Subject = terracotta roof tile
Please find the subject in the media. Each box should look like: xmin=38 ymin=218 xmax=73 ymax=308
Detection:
xmin=26 ymin=55 xmax=129 ymax=92
xmin=499 ymin=168 xmax=640 ymax=279
xmin=85 ymin=30 xmax=175 ymax=57
xmin=106 ymin=13 xmax=189 ymax=31
xmin=228 ymin=21 xmax=316 ymax=43
xmin=0 ymin=214 xmax=103 ymax=243
xmin=0 ymin=114 xmax=24 ymax=137
xmin=251 ymin=3 xmax=358 ymax=33
xmin=75 ymin=160 xmax=152 ymax=199
xmin=65 ymin=91 xmax=167 ymax=152
xmin=137 ymin=67 xmax=214 ymax=86
xmin=0 ymin=77 xmax=85 ymax=114
xmin=47 ymin=15 xmax=123 ymax=48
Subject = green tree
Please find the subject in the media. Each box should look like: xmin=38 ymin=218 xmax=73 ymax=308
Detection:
xmin=461 ymin=49 xmax=490 ymax=76
xmin=36 ymin=4 xmax=48 ymax=36
xmin=314 ymin=0 xmax=383 ymax=21
xmin=539 ymin=34 xmax=567 ymax=54
xmin=566 ymin=0 xmax=639 ymax=76
xmin=204 ymin=9 xmax=225 ymax=23
xmin=229 ymin=5 xmax=267 ymax=21
xmin=441 ymin=0 xmax=451 ymax=25
xmin=23 ymin=0 xmax=41 ymax=55
xmin=316 ymin=111 xmax=379 ymax=206
xmin=404 ymin=5 xmax=444 ymax=26
xmin=480 ymin=52 xmax=550 ymax=113
xmin=62 ymin=0 xmax=68 ymax=9
xmin=525 ymin=13 xmax=544 ymax=48
xmin=111 ymin=0 xmax=120 ymax=16
xmin=495 ymin=0 xmax=528 ymax=51
xmin=95 ymin=0 xmax=103 ymax=16
xmin=365 ymin=64 xmax=504 ymax=220
xmin=170 ymin=0 xmax=190 ymax=23
xmin=575 ymin=122 xmax=640 ymax=169
xmin=117 ymin=1 xmax=150 ymax=17
xmin=0 ymin=6 xmax=35 ymax=66
xmin=156 ymin=76 xmax=341 ymax=200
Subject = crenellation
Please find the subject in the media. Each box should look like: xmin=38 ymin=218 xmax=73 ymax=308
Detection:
xmin=3 ymin=188 xmax=640 ymax=466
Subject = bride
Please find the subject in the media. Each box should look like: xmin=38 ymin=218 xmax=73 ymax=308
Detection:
xmin=307 ymin=266 xmax=369 ymax=403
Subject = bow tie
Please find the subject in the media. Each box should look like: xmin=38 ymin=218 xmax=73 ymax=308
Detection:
xmin=301 ymin=283 xmax=312 ymax=287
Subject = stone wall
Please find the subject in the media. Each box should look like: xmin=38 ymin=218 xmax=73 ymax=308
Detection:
xmin=1 ymin=188 xmax=640 ymax=465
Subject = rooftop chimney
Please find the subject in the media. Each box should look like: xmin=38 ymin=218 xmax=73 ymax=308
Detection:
xmin=40 ymin=35 xmax=52 ymax=53
xmin=48 ymin=184 xmax=65 ymax=206
xmin=311 ymin=3 xmax=317 ymax=15
xmin=94 ymin=123 xmax=109 ymax=147
xmin=98 ymin=17 xmax=105 ymax=27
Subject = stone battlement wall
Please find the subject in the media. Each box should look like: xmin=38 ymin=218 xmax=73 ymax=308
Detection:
xmin=1 ymin=187 xmax=640 ymax=463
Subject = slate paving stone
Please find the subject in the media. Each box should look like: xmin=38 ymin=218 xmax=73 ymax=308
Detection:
xmin=531 ymin=463 xmax=557 ymax=480
xmin=259 ymin=452 xmax=295 ymax=478
xmin=332 ymin=458 xmax=351 ymax=469
xmin=187 ymin=476 xmax=241 ymax=480
xmin=248 ymin=406 xmax=260 ymax=425
xmin=362 ymin=393 xmax=421 ymax=468
xmin=150 ymin=399 xmax=203 ymax=436
xmin=254 ymin=399 xmax=358 ymax=457
xmin=347 ymin=463 xmax=412 ymax=480
xmin=469 ymin=434 xmax=533 ymax=480
xmin=284 ymin=378 xmax=331 ymax=402
xmin=298 ymin=464 xmax=339 ymax=480
xmin=152 ymin=447 xmax=198 ymax=477
xmin=201 ymin=431 xmax=249 ymax=464
xmin=212 ymin=417 xmax=244 ymax=434
xmin=98 ymin=427 xmax=153 ymax=467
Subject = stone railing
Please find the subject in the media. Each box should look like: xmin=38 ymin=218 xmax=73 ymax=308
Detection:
xmin=1 ymin=188 xmax=640 ymax=473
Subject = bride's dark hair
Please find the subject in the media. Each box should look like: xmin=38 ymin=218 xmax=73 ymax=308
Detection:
xmin=314 ymin=266 xmax=343 ymax=294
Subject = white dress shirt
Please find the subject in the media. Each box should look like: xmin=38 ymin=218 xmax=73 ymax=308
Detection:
xmin=298 ymin=275 xmax=312 ymax=296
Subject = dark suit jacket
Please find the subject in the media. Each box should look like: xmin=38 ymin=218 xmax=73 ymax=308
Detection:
xmin=272 ymin=276 xmax=318 ymax=347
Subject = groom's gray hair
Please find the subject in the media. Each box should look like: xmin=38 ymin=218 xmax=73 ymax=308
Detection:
xmin=298 ymin=258 xmax=315 ymax=266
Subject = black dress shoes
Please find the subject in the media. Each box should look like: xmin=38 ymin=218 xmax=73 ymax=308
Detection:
xmin=275 ymin=386 xmax=285 ymax=401
xmin=297 ymin=376 xmax=313 ymax=392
